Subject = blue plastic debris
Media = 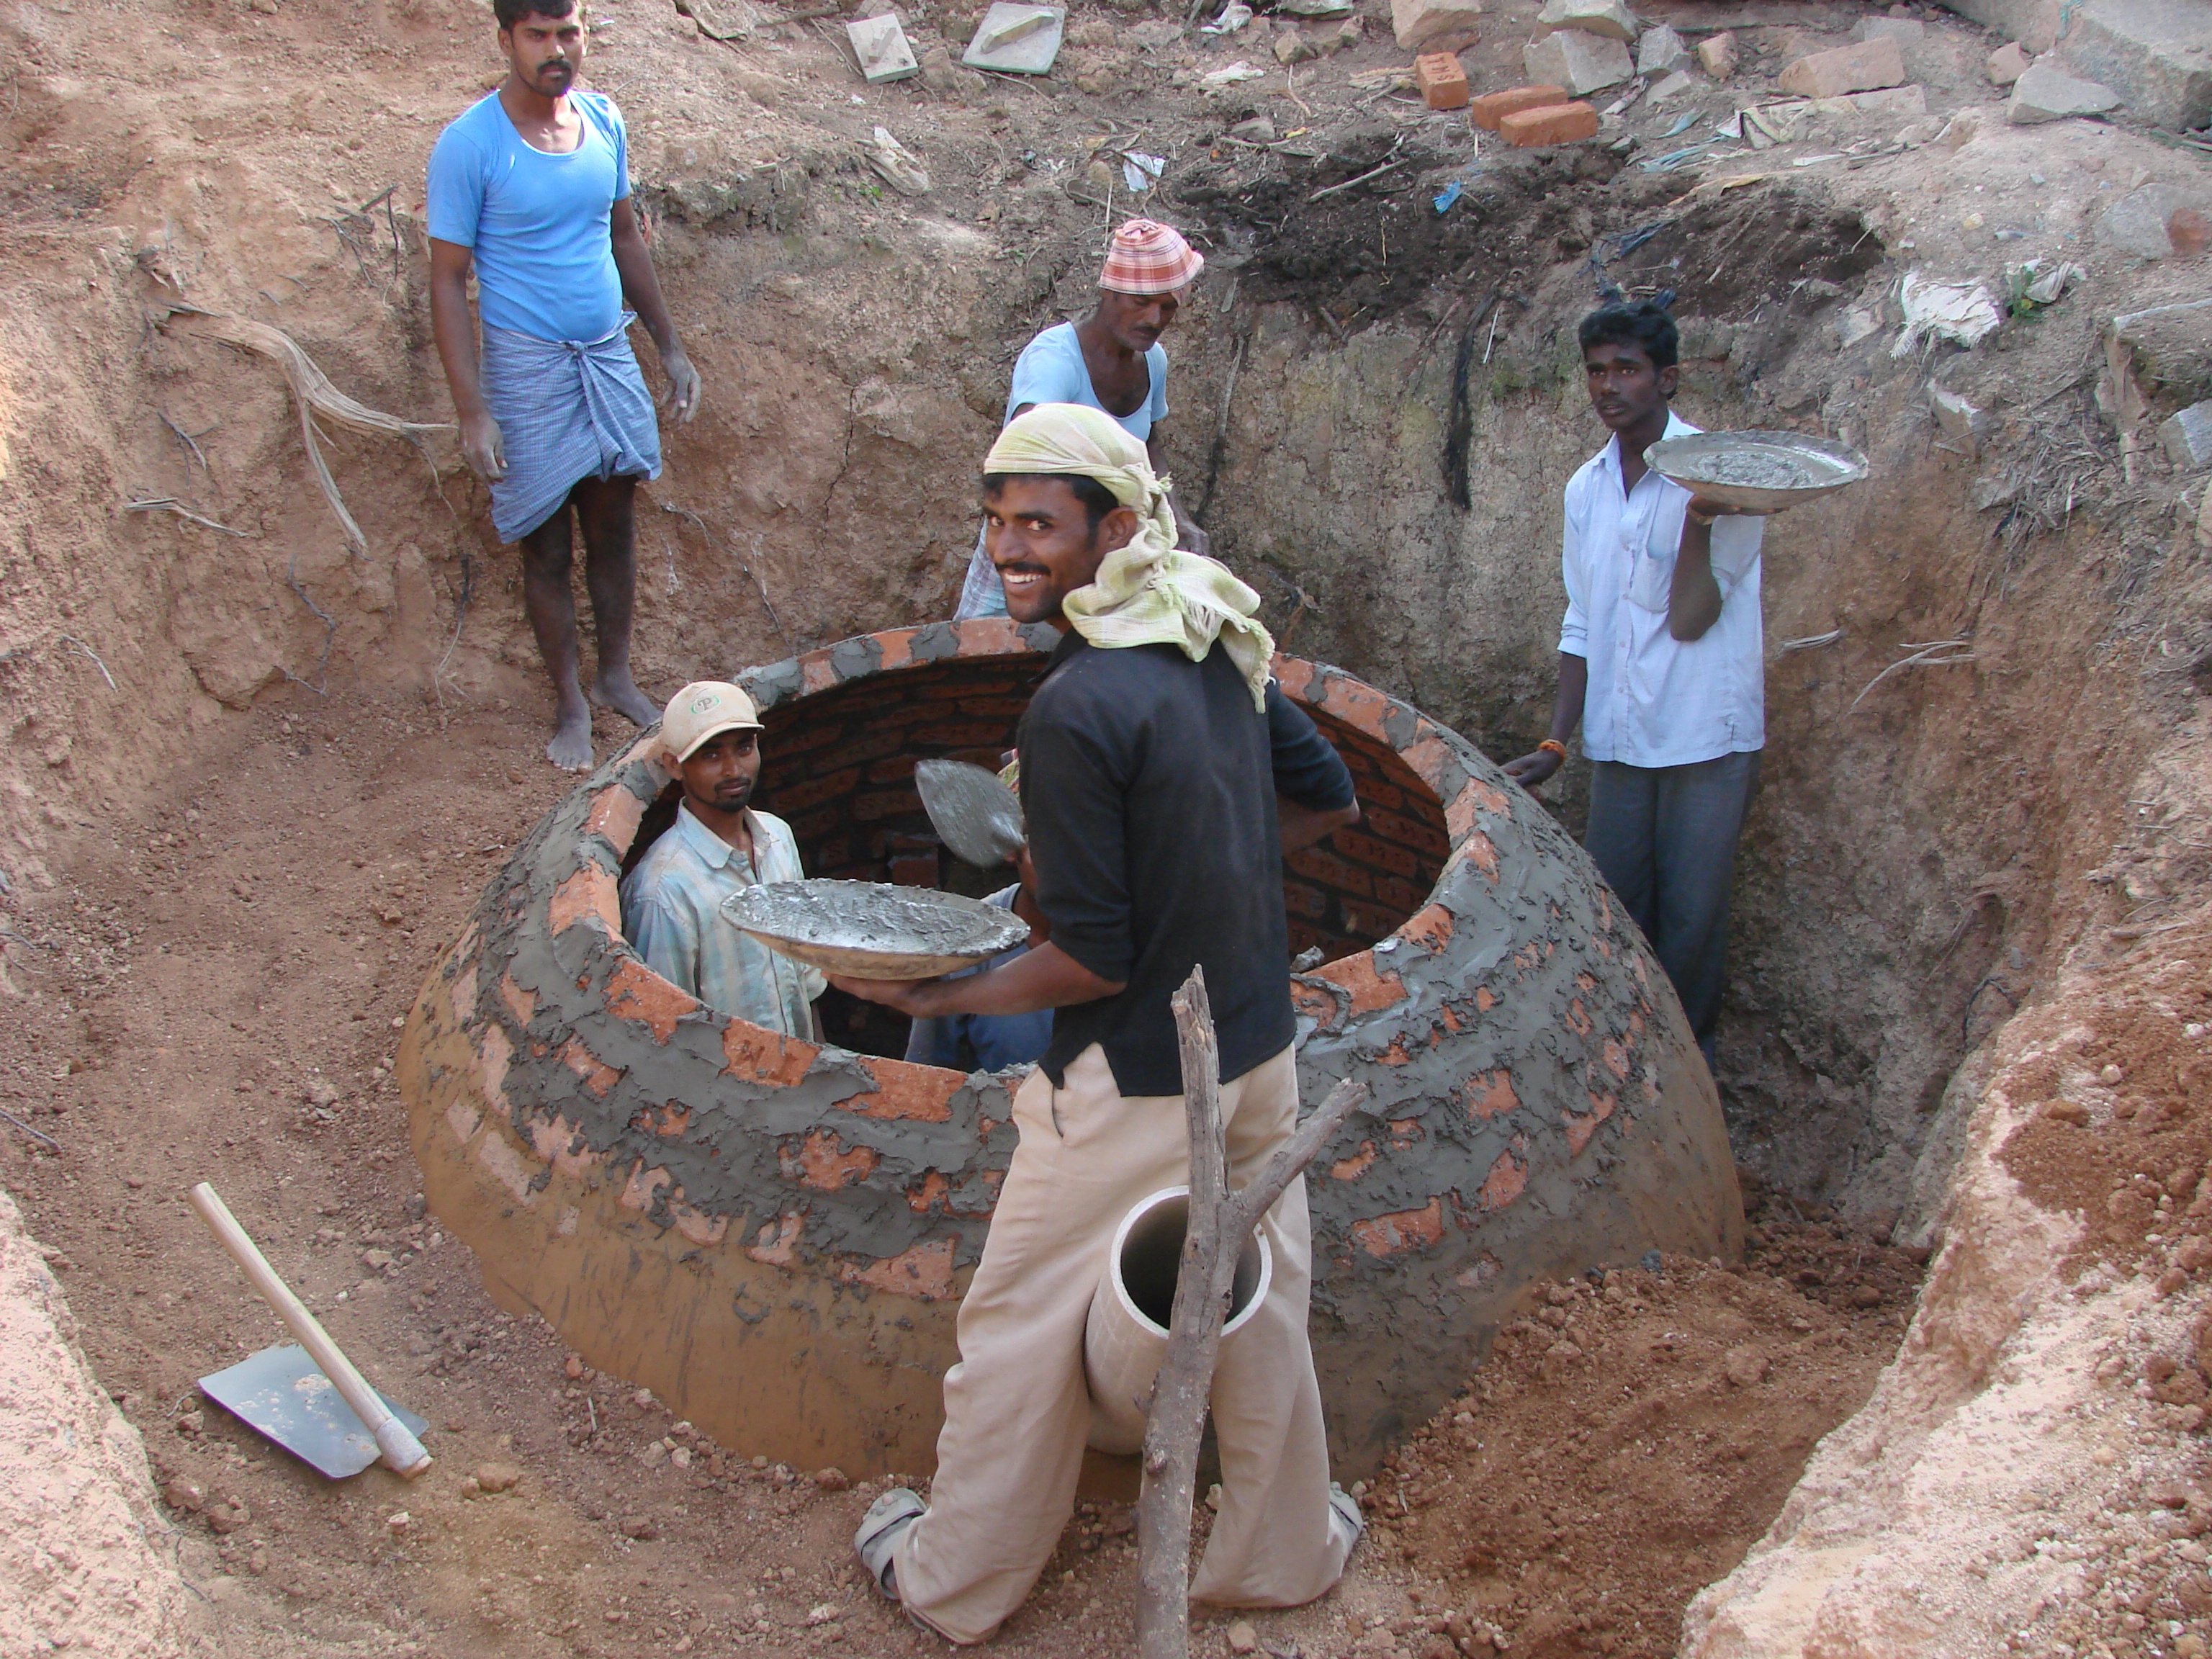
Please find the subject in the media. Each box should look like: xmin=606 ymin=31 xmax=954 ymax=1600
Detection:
xmin=1433 ymin=179 xmax=1463 ymax=215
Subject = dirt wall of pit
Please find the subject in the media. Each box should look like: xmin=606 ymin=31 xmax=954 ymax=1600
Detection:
xmin=0 ymin=1185 xmax=192 ymax=1658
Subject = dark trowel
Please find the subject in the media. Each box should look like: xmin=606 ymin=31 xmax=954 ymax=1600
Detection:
xmin=915 ymin=758 xmax=1025 ymax=868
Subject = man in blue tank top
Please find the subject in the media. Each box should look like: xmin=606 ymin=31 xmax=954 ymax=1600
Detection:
xmin=426 ymin=0 xmax=701 ymax=771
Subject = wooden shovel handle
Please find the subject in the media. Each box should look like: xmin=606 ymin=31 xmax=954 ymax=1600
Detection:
xmin=187 ymin=1182 xmax=432 ymax=1479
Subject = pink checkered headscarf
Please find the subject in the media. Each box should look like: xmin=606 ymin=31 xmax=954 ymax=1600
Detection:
xmin=1098 ymin=219 xmax=1204 ymax=296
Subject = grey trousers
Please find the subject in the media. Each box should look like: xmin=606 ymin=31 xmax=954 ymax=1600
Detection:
xmin=1584 ymin=750 xmax=1761 ymax=1046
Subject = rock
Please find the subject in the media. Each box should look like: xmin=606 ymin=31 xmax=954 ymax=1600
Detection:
xmin=1416 ymin=50 xmax=1471 ymax=108
xmin=163 ymin=1479 xmax=205 ymax=1512
xmin=458 ymin=1476 xmax=481 ymax=1499
xmin=473 ymin=1460 xmax=522 ymax=1494
xmin=1723 ymin=1346 xmax=1770 ymax=1387
xmin=1696 ymin=30 xmax=1737 ymax=78
xmin=1852 ymin=16 xmax=1926 ymax=46
xmin=1389 ymin=0 xmax=1482 ymax=53
xmin=1849 ymin=1284 xmax=1885 ymax=1308
xmin=2095 ymin=185 xmax=2212 ymax=259
xmin=2162 ymin=400 xmax=2212 ymax=469
xmin=1930 ymin=383 xmax=1991 ymax=457
xmin=2110 ymin=297 xmax=2212 ymax=407
xmin=1987 ymin=40 xmax=2032 ymax=84
xmin=1323 ymin=16 xmax=1363 ymax=52
xmin=385 ymin=1511 xmax=412 ymax=1535
xmin=2043 ymin=1097 xmax=2091 ymax=1123
xmin=1470 ymin=84 xmax=1568 ymax=128
xmin=206 ymin=1502 xmax=243 ymax=1534
xmin=919 ymin=45 xmax=979 ymax=97
xmin=814 ymin=1466 xmax=853 ymax=1492
xmin=1778 ymin=37 xmax=1907 ymax=98
xmin=304 ymin=1077 xmax=341 ymax=1107
xmin=1524 ymin=28 xmax=1635 ymax=96
xmin=1648 ymin=67 xmax=1699 ymax=101
xmin=1636 ymin=22 xmax=1687 ymax=73
xmin=360 ymin=1248 xmax=393 ymax=1269
xmin=2057 ymin=0 xmax=2212 ymax=132
xmin=1273 ymin=29 xmax=1317 ymax=63
xmin=2008 ymin=61 xmax=2123 ymax=121
xmin=620 ymin=1514 xmax=660 ymax=1540
xmin=1858 ymin=84 xmax=1928 ymax=114
xmin=1501 ymin=99 xmax=1601 ymax=145
xmin=1833 ymin=307 xmax=1882 ymax=349
xmin=1534 ymin=0 xmax=1641 ymax=44
xmin=564 ymin=1354 xmax=585 ymax=1380
xmin=1227 ymin=115 xmax=1277 ymax=141
xmin=1227 ymin=1622 xmax=1260 ymax=1655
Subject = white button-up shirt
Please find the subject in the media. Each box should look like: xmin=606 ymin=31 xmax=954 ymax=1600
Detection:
xmin=1557 ymin=410 xmax=1765 ymax=768
xmin=619 ymin=803 xmax=825 ymax=1035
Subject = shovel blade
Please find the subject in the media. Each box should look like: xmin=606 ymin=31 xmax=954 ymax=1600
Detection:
xmin=199 ymin=1343 xmax=430 ymax=1480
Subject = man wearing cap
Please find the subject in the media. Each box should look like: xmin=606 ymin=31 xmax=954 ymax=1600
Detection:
xmin=845 ymin=403 xmax=1364 ymax=1642
xmin=953 ymin=218 xmax=1211 ymax=620
xmin=619 ymin=682 xmax=823 ymax=1035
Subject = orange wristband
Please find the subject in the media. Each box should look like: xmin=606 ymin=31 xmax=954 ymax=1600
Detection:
xmin=1537 ymin=739 xmax=1568 ymax=760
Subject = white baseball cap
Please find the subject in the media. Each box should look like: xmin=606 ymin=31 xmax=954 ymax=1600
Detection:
xmin=660 ymin=681 xmax=763 ymax=762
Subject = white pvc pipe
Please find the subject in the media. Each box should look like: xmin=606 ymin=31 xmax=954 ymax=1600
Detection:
xmin=1082 ymin=1185 xmax=1273 ymax=1456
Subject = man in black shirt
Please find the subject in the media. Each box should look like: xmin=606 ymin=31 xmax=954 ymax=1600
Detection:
xmin=836 ymin=403 xmax=1363 ymax=1643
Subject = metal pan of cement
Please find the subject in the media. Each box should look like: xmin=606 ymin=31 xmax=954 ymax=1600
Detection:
xmin=723 ymin=879 xmax=1029 ymax=979
xmin=914 ymin=757 xmax=1024 ymax=868
xmin=1643 ymin=429 xmax=1868 ymax=512
xmin=199 ymin=1344 xmax=432 ymax=1480
xmin=961 ymin=1 xmax=1064 ymax=73
xmin=400 ymin=619 xmax=1741 ymax=1487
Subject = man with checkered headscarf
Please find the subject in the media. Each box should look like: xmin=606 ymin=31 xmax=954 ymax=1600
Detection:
xmin=953 ymin=218 xmax=1213 ymax=619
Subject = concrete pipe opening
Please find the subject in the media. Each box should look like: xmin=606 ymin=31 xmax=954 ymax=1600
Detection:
xmin=400 ymin=619 xmax=1742 ymax=1483
xmin=1084 ymin=1186 xmax=1274 ymax=1456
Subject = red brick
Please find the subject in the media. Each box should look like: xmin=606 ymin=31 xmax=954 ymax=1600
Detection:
xmin=1351 ymin=1197 xmax=1444 ymax=1258
xmin=1478 ymin=1148 xmax=1527 ymax=1210
xmin=837 ymin=1237 xmax=957 ymax=1300
xmin=605 ymin=958 xmax=701 ymax=1043
xmin=889 ymin=853 xmax=938 ymax=887
xmin=1498 ymin=100 xmax=1599 ymax=148
xmin=783 ymin=1128 xmax=881 ymax=1191
xmin=1469 ymin=83 xmax=1566 ymax=130
xmin=841 ymin=1058 xmax=961 ymax=1121
xmin=1416 ymin=51 xmax=1470 ymax=109
xmin=1284 ymin=880 xmax=1329 ymax=921
xmin=1287 ymin=847 xmax=1375 ymax=899
xmin=1336 ymin=830 xmax=1421 ymax=880
xmin=1365 ymin=804 xmax=1451 ymax=858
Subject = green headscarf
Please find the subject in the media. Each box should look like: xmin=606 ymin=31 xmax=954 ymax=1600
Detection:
xmin=984 ymin=403 xmax=1274 ymax=709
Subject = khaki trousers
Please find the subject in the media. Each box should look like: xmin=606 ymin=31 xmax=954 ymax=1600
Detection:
xmin=894 ymin=1041 xmax=1349 ymax=1644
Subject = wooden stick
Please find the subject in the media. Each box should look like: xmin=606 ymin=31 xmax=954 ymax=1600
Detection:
xmin=1133 ymin=968 xmax=1367 ymax=1658
xmin=187 ymin=1183 xmax=433 ymax=1479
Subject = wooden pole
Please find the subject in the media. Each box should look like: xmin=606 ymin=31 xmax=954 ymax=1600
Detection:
xmin=1134 ymin=968 xmax=1368 ymax=1658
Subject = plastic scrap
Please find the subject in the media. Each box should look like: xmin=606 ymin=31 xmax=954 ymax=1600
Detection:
xmin=1663 ymin=112 xmax=1696 ymax=137
xmin=1121 ymin=151 xmax=1166 ymax=193
xmin=1893 ymin=273 xmax=2002 ymax=356
xmin=2004 ymin=258 xmax=2086 ymax=311
xmin=1201 ymin=60 xmax=1267 ymax=88
xmin=1433 ymin=179 xmax=1464 ymax=214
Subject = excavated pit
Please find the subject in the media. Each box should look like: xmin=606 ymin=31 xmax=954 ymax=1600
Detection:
xmin=399 ymin=621 xmax=1741 ymax=1484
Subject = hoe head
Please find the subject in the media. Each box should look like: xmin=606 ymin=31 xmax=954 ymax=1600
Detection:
xmin=198 ymin=1343 xmax=431 ymax=1480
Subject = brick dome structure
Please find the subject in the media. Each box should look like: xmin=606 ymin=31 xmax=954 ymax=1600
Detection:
xmin=399 ymin=619 xmax=1740 ymax=1480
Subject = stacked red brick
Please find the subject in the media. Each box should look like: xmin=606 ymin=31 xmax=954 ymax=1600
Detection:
xmin=1470 ymin=81 xmax=1599 ymax=148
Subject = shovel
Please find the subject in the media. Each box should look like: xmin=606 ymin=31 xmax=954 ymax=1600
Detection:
xmin=188 ymin=1182 xmax=433 ymax=1480
xmin=914 ymin=758 xmax=1025 ymax=869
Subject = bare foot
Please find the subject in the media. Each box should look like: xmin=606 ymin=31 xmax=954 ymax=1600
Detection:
xmin=590 ymin=670 xmax=662 ymax=730
xmin=546 ymin=703 xmax=595 ymax=772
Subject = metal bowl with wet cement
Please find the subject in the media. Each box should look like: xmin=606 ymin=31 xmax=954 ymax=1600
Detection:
xmin=722 ymin=878 xmax=1030 ymax=979
xmin=1644 ymin=430 xmax=1869 ymax=513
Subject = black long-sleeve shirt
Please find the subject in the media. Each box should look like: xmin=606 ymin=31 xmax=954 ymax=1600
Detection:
xmin=1018 ymin=631 xmax=1356 ymax=1096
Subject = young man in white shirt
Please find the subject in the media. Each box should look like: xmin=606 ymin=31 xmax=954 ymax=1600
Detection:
xmin=1505 ymin=302 xmax=1769 ymax=1067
